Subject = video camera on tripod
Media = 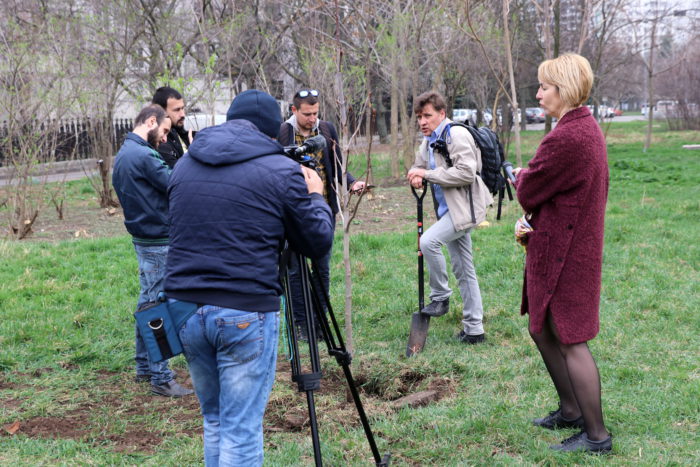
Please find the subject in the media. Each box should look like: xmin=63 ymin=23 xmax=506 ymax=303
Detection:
xmin=284 ymin=134 xmax=326 ymax=169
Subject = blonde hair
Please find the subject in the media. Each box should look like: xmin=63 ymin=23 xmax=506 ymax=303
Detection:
xmin=538 ymin=53 xmax=594 ymax=108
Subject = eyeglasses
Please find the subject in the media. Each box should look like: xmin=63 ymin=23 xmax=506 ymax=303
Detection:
xmin=295 ymin=89 xmax=319 ymax=98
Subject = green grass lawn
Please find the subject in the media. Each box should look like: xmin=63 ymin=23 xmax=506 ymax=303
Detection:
xmin=1 ymin=121 xmax=699 ymax=465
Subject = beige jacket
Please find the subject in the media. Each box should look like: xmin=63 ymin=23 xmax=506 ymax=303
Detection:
xmin=411 ymin=119 xmax=494 ymax=231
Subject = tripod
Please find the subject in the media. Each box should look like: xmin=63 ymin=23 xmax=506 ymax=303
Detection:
xmin=281 ymin=249 xmax=390 ymax=467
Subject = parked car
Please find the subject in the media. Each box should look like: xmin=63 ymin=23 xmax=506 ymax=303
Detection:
xmin=452 ymin=108 xmax=471 ymax=124
xmin=525 ymin=107 xmax=545 ymax=123
xmin=495 ymin=108 xmax=520 ymax=127
xmin=453 ymin=108 xmax=494 ymax=127
xmin=587 ymin=104 xmax=615 ymax=119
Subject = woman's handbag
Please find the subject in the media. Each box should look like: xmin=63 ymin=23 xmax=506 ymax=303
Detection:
xmin=515 ymin=214 xmax=533 ymax=249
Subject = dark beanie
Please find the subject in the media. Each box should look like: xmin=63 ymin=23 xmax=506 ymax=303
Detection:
xmin=226 ymin=89 xmax=282 ymax=138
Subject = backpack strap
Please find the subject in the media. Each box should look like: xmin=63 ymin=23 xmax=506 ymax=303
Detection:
xmin=433 ymin=122 xmax=478 ymax=170
xmin=278 ymin=122 xmax=293 ymax=146
xmin=317 ymin=120 xmax=333 ymax=146
xmin=318 ymin=120 xmax=346 ymax=185
xmin=431 ymin=123 xmax=455 ymax=168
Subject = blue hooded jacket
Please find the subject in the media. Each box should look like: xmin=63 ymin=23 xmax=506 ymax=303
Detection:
xmin=164 ymin=119 xmax=334 ymax=312
xmin=112 ymin=133 xmax=171 ymax=245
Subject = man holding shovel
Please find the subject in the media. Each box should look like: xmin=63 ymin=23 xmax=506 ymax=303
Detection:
xmin=406 ymin=91 xmax=493 ymax=345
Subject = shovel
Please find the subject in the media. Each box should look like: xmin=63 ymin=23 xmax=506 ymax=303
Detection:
xmin=406 ymin=181 xmax=430 ymax=357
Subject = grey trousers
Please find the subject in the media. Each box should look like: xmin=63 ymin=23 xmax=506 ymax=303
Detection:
xmin=419 ymin=212 xmax=485 ymax=335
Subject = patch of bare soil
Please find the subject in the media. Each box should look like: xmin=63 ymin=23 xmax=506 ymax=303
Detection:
xmin=0 ymin=371 xmax=201 ymax=453
xmin=2 ymin=363 xmax=454 ymax=453
xmin=265 ymin=360 xmax=456 ymax=433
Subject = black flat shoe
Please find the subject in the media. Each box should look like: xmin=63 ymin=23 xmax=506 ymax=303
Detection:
xmin=550 ymin=430 xmax=612 ymax=453
xmin=533 ymin=407 xmax=584 ymax=430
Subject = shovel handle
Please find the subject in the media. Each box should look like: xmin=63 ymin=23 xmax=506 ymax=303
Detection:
xmin=411 ymin=180 xmax=428 ymax=202
xmin=411 ymin=181 xmax=427 ymax=311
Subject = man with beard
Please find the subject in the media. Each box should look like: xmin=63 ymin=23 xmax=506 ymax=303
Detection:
xmin=112 ymin=104 xmax=194 ymax=398
xmin=152 ymin=86 xmax=193 ymax=168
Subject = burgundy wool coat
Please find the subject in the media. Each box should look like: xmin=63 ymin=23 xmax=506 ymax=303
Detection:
xmin=515 ymin=106 xmax=609 ymax=344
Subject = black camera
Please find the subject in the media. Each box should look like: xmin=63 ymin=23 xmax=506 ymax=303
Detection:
xmin=284 ymin=135 xmax=326 ymax=169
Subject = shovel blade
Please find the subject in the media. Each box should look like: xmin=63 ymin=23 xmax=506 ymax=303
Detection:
xmin=405 ymin=312 xmax=431 ymax=357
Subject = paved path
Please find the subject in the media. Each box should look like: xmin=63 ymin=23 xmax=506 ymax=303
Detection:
xmin=0 ymin=159 xmax=99 ymax=186
xmin=525 ymin=114 xmax=645 ymax=131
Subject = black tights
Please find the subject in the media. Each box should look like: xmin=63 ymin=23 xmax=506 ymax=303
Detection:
xmin=530 ymin=314 xmax=609 ymax=440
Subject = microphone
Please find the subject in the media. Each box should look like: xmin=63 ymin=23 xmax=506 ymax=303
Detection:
xmin=292 ymin=135 xmax=326 ymax=156
xmin=502 ymin=161 xmax=516 ymax=183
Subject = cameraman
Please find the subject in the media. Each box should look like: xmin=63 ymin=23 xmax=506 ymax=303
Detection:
xmin=164 ymin=89 xmax=333 ymax=466
xmin=278 ymin=89 xmax=365 ymax=340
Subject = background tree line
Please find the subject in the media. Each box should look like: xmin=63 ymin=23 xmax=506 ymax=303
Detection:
xmin=1 ymin=0 xmax=698 ymax=239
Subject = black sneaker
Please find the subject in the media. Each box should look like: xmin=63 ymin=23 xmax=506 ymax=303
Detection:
xmin=421 ymin=298 xmax=449 ymax=317
xmin=296 ymin=325 xmax=310 ymax=343
xmin=151 ymin=380 xmax=194 ymax=397
xmin=296 ymin=324 xmax=324 ymax=343
xmin=456 ymin=331 xmax=485 ymax=344
xmin=533 ymin=407 xmax=584 ymax=430
xmin=550 ymin=430 xmax=612 ymax=453
xmin=135 ymin=369 xmax=178 ymax=384
xmin=134 ymin=374 xmax=151 ymax=383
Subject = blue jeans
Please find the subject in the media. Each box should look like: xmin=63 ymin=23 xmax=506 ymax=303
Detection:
xmin=179 ymin=305 xmax=280 ymax=467
xmin=133 ymin=244 xmax=174 ymax=385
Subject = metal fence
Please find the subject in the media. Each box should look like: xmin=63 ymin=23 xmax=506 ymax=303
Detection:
xmin=0 ymin=118 xmax=133 ymax=167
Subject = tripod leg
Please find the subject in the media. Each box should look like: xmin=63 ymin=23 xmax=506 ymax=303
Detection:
xmin=307 ymin=259 xmax=391 ymax=467
xmin=285 ymin=253 xmax=325 ymax=467
xmin=306 ymin=392 xmax=323 ymax=467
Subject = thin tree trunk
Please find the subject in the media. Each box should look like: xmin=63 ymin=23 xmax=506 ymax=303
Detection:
xmin=502 ymin=0 xmax=522 ymax=166
xmin=342 ymin=224 xmax=353 ymax=352
xmin=644 ymin=22 xmax=657 ymax=153
xmin=390 ymin=57 xmax=400 ymax=178
xmin=545 ymin=0 xmax=561 ymax=135
xmin=333 ymin=0 xmax=353 ymax=353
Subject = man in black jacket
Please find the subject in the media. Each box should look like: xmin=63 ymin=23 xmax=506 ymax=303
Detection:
xmin=152 ymin=86 xmax=192 ymax=168
xmin=112 ymin=104 xmax=193 ymax=397
xmin=278 ymin=89 xmax=365 ymax=340
xmin=165 ymin=89 xmax=333 ymax=465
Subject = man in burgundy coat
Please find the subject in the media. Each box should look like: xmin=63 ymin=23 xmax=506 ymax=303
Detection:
xmin=513 ymin=53 xmax=612 ymax=454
